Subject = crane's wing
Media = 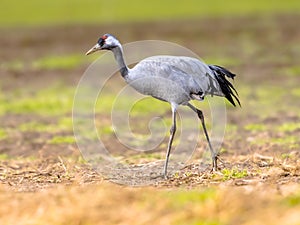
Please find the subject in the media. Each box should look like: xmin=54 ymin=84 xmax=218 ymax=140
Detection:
xmin=130 ymin=55 xmax=240 ymax=106
xmin=133 ymin=56 xmax=217 ymax=89
xmin=208 ymin=65 xmax=240 ymax=106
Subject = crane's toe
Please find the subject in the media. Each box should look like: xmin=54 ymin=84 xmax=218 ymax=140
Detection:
xmin=210 ymin=154 xmax=225 ymax=172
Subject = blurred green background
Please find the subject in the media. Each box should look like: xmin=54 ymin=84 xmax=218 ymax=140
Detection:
xmin=1 ymin=0 xmax=300 ymax=27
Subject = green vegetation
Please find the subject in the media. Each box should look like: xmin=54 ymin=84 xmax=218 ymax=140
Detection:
xmin=130 ymin=98 xmax=169 ymax=116
xmin=225 ymin=124 xmax=238 ymax=134
xmin=249 ymin=135 xmax=299 ymax=149
xmin=32 ymin=54 xmax=86 ymax=70
xmin=283 ymin=192 xmax=300 ymax=206
xmin=283 ymin=66 xmax=300 ymax=77
xmin=221 ymin=168 xmax=248 ymax=181
xmin=1 ymin=54 xmax=100 ymax=72
xmin=236 ymin=84 xmax=299 ymax=120
xmin=253 ymin=87 xmax=285 ymax=107
xmin=205 ymin=56 xmax=241 ymax=67
xmin=96 ymin=94 xmax=169 ymax=115
xmin=1 ymin=0 xmax=300 ymax=27
xmin=19 ymin=122 xmax=56 ymax=133
xmin=277 ymin=122 xmax=300 ymax=132
xmin=19 ymin=117 xmax=73 ymax=133
xmin=244 ymin=123 xmax=267 ymax=132
xmin=161 ymin=189 xmax=221 ymax=225
xmin=291 ymin=88 xmax=300 ymax=98
xmin=97 ymin=125 xmax=114 ymax=136
xmin=0 ymin=84 xmax=76 ymax=116
xmin=49 ymin=135 xmax=76 ymax=144
xmin=0 ymin=60 xmax=24 ymax=72
xmin=0 ymin=128 xmax=7 ymax=140
xmin=166 ymin=188 xmax=216 ymax=206
xmin=281 ymin=153 xmax=293 ymax=160
xmin=271 ymin=136 xmax=299 ymax=148
xmin=0 ymin=153 xmax=9 ymax=160
xmin=1 ymin=84 xmax=150 ymax=117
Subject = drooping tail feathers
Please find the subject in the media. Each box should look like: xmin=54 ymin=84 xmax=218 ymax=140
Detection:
xmin=209 ymin=65 xmax=241 ymax=107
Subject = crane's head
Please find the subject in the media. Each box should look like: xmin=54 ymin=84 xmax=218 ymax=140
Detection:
xmin=86 ymin=34 xmax=120 ymax=55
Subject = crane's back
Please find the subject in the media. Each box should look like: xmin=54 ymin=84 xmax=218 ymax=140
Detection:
xmin=126 ymin=55 xmax=223 ymax=105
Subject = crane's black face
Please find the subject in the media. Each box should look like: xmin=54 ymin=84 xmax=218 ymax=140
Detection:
xmin=97 ymin=37 xmax=106 ymax=47
xmin=86 ymin=34 xmax=119 ymax=55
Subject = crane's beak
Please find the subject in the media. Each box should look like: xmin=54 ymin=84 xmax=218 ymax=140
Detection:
xmin=86 ymin=43 xmax=101 ymax=55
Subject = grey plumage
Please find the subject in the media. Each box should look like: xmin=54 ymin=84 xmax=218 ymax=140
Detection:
xmin=86 ymin=34 xmax=240 ymax=178
xmin=127 ymin=56 xmax=231 ymax=105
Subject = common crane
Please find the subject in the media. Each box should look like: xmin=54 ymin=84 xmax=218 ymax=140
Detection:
xmin=86 ymin=34 xmax=240 ymax=178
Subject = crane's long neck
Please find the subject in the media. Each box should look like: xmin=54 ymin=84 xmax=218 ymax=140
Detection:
xmin=111 ymin=45 xmax=129 ymax=78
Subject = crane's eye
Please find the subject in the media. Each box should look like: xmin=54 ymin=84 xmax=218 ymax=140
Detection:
xmin=98 ymin=37 xmax=105 ymax=46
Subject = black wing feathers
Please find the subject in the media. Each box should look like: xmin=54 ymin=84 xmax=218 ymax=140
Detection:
xmin=209 ymin=65 xmax=241 ymax=107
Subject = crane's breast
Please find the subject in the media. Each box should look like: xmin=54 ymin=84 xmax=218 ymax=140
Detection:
xmin=127 ymin=75 xmax=191 ymax=104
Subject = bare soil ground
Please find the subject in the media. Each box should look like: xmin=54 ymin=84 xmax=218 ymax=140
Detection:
xmin=0 ymin=14 xmax=300 ymax=224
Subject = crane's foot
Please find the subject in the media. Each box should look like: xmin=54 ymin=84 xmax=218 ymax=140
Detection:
xmin=162 ymin=168 xmax=168 ymax=179
xmin=210 ymin=153 xmax=224 ymax=172
xmin=163 ymin=169 xmax=169 ymax=179
xmin=150 ymin=170 xmax=168 ymax=180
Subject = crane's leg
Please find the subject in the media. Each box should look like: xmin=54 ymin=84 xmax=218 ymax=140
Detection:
xmin=187 ymin=103 xmax=219 ymax=171
xmin=163 ymin=103 xmax=177 ymax=179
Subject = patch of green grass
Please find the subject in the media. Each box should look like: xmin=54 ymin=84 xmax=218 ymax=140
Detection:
xmin=281 ymin=153 xmax=292 ymax=160
xmin=49 ymin=135 xmax=76 ymax=144
xmin=8 ymin=94 xmax=72 ymax=115
xmin=97 ymin=126 xmax=114 ymax=136
xmin=271 ymin=136 xmax=299 ymax=148
xmin=19 ymin=122 xmax=54 ymax=133
xmin=219 ymin=148 xmax=228 ymax=154
xmin=283 ymin=192 xmax=300 ymax=206
xmin=244 ymin=123 xmax=267 ymax=132
xmin=2 ymin=53 xmax=98 ymax=72
xmin=282 ymin=66 xmax=300 ymax=77
xmin=57 ymin=117 xmax=73 ymax=130
xmin=32 ymin=54 xmax=85 ymax=70
xmin=19 ymin=117 xmax=73 ymax=133
xmin=249 ymin=135 xmax=299 ymax=148
xmin=0 ymin=128 xmax=7 ymax=140
xmin=221 ymin=168 xmax=248 ymax=181
xmin=254 ymin=87 xmax=285 ymax=106
xmin=205 ymin=56 xmax=241 ymax=67
xmin=241 ymin=82 xmax=300 ymax=117
xmin=0 ymin=90 xmax=5 ymax=116
xmin=2 ymin=85 xmax=74 ymax=115
xmin=166 ymin=188 xmax=217 ymax=207
xmin=96 ymin=94 xmax=169 ymax=115
xmin=163 ymin=189 xmax=222 ymax=224
xmin=1 ymin=60 xmax=25 ymax=71
xmin=0 ymin=153 xmax=9 ymax=160
xmin=291 ymin=88 xmax=300 ymax=98
xmin=130 ymin=98 xmax=169 ymax=116
xmin=237 ymin=84 xmax=290 ymax=119
xmin=226 ymin=124 xmax=238 ymax=133
xmin=1 ymin=0 xmax=300 ymax=27
xmin=277 ymin=122 xmax=300 ymax=132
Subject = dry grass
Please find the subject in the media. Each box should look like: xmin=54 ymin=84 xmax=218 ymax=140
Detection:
xmin=0 ymin=153 xmax=299 ymax=225
xmin=0 ymin=180 xmax=300 ymax=225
